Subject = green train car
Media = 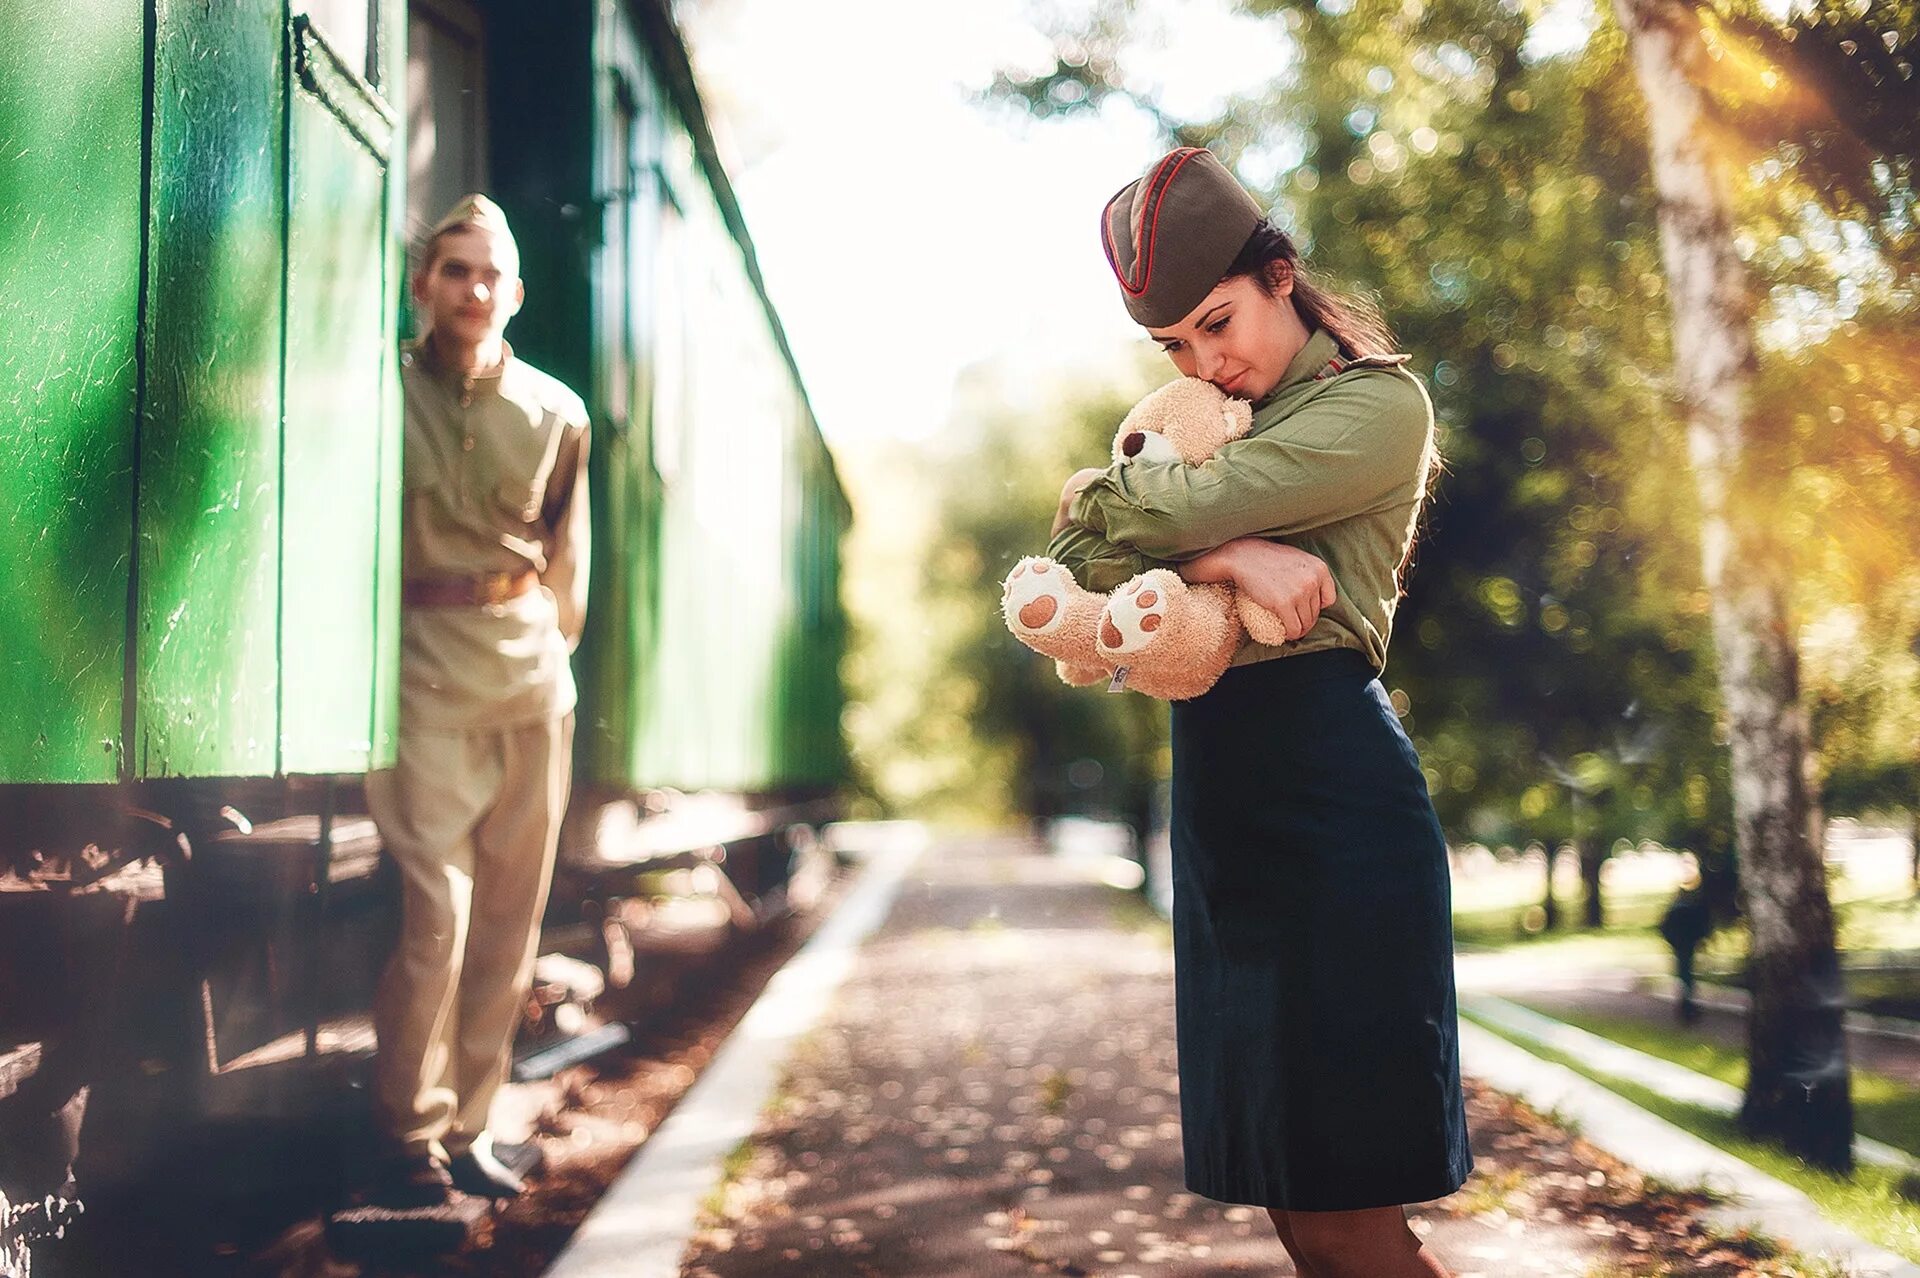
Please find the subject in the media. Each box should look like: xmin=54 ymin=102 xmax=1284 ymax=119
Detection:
xmin=0 ymin=0 xmax=848 ymax=1232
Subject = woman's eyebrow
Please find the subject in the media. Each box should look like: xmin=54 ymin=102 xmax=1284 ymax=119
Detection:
xmin=1194 ymin=302 xmax=1231 ymax=326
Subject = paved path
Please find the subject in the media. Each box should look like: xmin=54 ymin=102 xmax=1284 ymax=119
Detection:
xmin=673 ymin=837 xmax=1776 ymax=1278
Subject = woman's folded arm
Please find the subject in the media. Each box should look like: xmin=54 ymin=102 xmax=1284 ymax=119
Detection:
xmin=1067 ymin=371 xmax=1432 ymax=560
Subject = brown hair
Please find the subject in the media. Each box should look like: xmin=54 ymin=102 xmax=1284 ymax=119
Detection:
xmin=1223 ymin=221 xmax=1396 ymax=359
xmin=1224 ymin=221 xmax=1441 ymax=599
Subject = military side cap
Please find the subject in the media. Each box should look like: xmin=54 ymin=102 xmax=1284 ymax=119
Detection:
xmin=428 ymin=192 xmax=518 ymax=257
xmin=1101 ymin=148 xmax=1265 ymax=328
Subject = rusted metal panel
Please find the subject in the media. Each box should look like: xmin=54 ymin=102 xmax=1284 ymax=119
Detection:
xmin=279 ymin=18 xmax=395 ymax=774
xmin=0 ymin=0 xmax=143 ymax=783
xmin=135 ymin=0 xmax=286 ymax=778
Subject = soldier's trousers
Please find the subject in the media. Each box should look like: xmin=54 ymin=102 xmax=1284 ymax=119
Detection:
xmin=366 ymin=711 xmax=575 ymax=1159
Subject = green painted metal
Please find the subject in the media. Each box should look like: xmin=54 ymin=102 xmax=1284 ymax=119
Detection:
xmin=563 ymin=3 xmax=850 ymax=797
xmin=2 ymin=0 xmax=835 ymax=797
xmin=623 ymin=101 xmax=850 ymax=794
xmin=280 ymin=17 xmax=397 ymax=774
xmin=135 ymin=0 xmax=287 ymax=778
xmin=370 ymin=0 xmax=407 ymax=772
xmin=0 ymin=0 xmax=144 ymax=784
xmin=412 ymin=0 xmax=854 ymax=801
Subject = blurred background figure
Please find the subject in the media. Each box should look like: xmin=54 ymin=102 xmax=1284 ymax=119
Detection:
xmin=1657 ymin=852 xmax=1715 ymax=1026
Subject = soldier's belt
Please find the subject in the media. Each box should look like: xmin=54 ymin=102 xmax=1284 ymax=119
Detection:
xmin=402 ymin=569 xmax=538 ymax=607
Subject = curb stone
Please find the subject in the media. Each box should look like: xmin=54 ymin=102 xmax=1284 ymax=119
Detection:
xmin=1459 ymin=1015 xmax=1920 ymax=1278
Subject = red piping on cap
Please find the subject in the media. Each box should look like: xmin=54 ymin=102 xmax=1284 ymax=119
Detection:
xmin=1103 ymin=147 xmax=1206 ymax=299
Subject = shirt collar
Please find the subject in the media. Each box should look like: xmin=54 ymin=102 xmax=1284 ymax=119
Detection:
xmin=1254 ymin=327 xmax=1343 ymax=410
xmin=404 ymin=335 xmax=514 ymax=398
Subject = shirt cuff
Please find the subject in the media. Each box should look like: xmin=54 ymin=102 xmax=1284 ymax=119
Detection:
xmin=1068 ymin=476 xmax=1116 ymax=535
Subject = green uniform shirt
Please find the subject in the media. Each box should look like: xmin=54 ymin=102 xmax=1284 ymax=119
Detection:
xmin=1047 ymin=327 xmax=1436 ymax=676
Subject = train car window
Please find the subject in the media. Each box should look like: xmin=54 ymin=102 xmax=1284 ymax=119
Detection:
xmin=603 ymin=73 xmax=638 ymax=429
xmin=300 ymin=0 xmax=377 ymax=86
xmin=406 ymin=0 xmax=489 ymax=252
xmin=652 ymin=200 xmax=689 ymax=486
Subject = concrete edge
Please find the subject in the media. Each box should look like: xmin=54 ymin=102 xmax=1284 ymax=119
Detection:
xmin=1466 ymin=994 xmax=1920 ymax=1176
xmin=1458 ymin=1018 xmax=1920 ymax=1278
xmin=541 ymin=842 xmax=923 ymax=1278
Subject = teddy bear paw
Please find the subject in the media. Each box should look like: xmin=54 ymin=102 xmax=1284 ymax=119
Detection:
xmin=1056 ymin=659 xmax=1111 ymax=687
xmin=1002 ymin=557 xmax=1103 ymax=666
xmin=1003 ymin=557 xmax=1077 ymax=636
xmin=1097 ymin=569 xmax=1183 ymax=660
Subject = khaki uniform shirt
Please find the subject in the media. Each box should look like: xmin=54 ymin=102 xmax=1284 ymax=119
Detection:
xmin=398 ymin=338 xmax=590 ymax=730
xmin=1047 ymin=327 xmax=1436 ymax=676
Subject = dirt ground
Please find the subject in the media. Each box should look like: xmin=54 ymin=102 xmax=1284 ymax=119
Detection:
xmin=36 ymin=874 xmax=847 ymax=1278
xmin=680 ymin=837 xmax=1847 ymax=1278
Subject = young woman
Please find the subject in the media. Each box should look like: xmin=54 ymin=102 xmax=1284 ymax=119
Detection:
xmin=1046 ymin=148 xmax=1471 ymax=1278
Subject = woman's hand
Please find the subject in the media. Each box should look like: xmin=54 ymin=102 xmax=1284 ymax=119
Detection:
xmin=1179 ymin=538 xmax=1336 ymax=641
xmin=1051 ymin=467 xmax=1109 ymax=536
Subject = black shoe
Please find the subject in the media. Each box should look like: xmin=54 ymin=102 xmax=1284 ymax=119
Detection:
xmin=448 ymin=1145 xmax=527 ymax=1198
xmin=370 ymin=1154 xmax=454 ymax=1208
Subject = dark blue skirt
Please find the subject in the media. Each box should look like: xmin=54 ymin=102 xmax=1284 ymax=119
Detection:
xmin=1169 ymin=647 xmax=1474 ymax=1211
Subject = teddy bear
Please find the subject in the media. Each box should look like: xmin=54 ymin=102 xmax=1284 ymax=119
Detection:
xmin=1000 ymin=377 xmax=1291 ymax=701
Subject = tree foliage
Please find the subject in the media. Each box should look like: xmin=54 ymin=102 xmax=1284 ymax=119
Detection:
xmin=976 ymin=0 xmax=1918 ymax=901
xmin=839 ymin=356 xmax=1175 ymax=829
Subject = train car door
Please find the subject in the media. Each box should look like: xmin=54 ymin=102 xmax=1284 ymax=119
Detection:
xmin=406 ymin=0 xmax=490 ymax=250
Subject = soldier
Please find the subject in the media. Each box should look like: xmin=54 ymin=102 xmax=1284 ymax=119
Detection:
xmin=365 ymin=194 xmax=589 ymax=1205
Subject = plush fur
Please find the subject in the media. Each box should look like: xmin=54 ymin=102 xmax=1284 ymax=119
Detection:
xmin=1001 ymin=377 xmax=1295 ymax=701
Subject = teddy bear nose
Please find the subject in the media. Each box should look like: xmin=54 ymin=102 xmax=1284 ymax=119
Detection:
xmin=1122 ymin=432 xmax=1146 ymax=458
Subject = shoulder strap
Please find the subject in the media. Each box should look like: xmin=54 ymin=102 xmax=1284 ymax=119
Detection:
xmin=1312 ymin=352 xmax=1412 ymax=381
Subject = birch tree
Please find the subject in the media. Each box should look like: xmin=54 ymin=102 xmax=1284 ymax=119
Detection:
xmin=1608 ymin=0 xmax=1852 ymax=1168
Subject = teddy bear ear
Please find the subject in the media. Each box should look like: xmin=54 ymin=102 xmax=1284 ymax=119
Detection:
xmin=1221 ymin=399 xmax=1253 ymax=439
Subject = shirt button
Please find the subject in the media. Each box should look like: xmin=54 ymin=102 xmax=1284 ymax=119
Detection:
xmin=463 ymin=435 xmax=475 ymax=451
xmin=459 ymin=395 xmax=472 ymax=408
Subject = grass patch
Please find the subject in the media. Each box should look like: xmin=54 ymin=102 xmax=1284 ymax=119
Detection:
xmin=1451 ymin=887 xmax=1694 ymax=971
xmin=1463 ymin=1007 xmax=1920 ymax=1264
xmin=1503 ymin=1000 xmax=1920 ymax=1158
xmin=1839 ymin=968 xmax=1920 ymax=1021
xmin=698 ymin=1135 xmax=760 ymax=1222
xmin=1037 ymin=1066 xmax=1074 ymax=1116
xmin=1452 ymin=882 xmax=1920 ymax=977
xmin=1638 ymin=1171 xmax=1735 ymax=1204
xmin=1453 ymin=1163 xmax=1529 ymax=1215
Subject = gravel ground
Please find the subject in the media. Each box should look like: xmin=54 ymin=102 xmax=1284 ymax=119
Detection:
xmin=680 ymin=836 xmax=1823 ymax=1278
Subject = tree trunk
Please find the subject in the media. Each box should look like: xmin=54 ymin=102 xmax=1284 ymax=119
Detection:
xmin=1579 ymin=833 xmax=1607 ymax=930
xmin=1541 ymin=843 xmax=1561 ymax=931
xmin=1610 ymin=0 xmax=1853 ymax=1169
xmin=1909 ymin=780 xmax=1919 ymax=896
